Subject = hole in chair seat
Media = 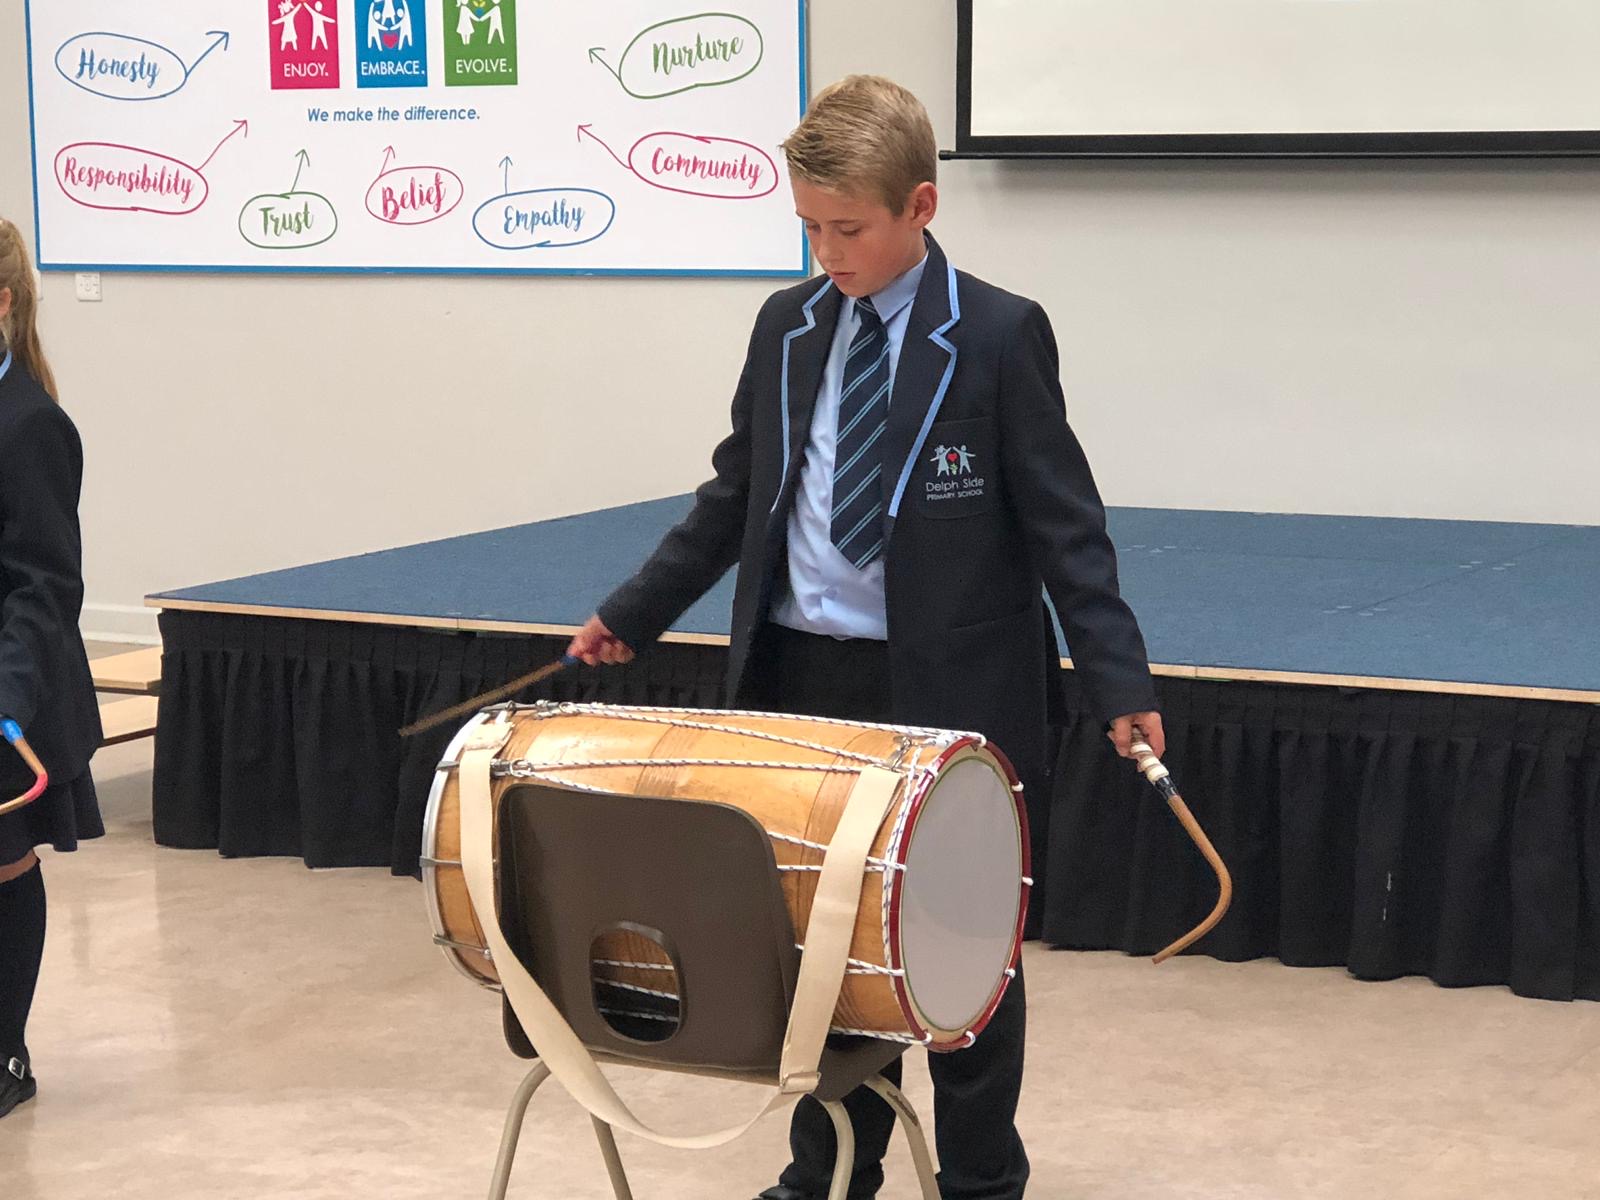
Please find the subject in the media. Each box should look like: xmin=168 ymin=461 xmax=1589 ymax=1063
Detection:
xmin=590 ymin=922 xmax=682 ymax=1043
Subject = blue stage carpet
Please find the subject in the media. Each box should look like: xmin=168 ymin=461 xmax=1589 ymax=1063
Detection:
xmin=154 ymin=498 xmax=1600 ymax=694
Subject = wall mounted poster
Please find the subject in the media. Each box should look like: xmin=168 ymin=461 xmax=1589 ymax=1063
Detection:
xmin=27 ymin=1 xmax=808 ymax=275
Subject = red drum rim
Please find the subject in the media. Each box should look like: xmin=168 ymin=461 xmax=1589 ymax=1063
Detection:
xmin=883 ymin=736 xmax=1031 ymax=1052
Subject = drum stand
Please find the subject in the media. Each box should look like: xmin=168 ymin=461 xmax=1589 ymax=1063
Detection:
xmin=485 ymin=1060 xmax=938 ymax=1200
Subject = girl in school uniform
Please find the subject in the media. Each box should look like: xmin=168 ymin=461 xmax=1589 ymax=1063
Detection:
xmin=0 ymin=216 xmax=104 ymax=1118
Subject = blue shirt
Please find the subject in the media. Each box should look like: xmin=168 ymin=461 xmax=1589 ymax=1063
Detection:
xmin=771 ymin=250 xmax=928 ymax=640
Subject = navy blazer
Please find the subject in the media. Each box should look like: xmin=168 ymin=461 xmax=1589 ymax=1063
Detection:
xmin=0 ymin=360 xmax=101 ymax=792
xmin=600 ymin=235 xmax=1155 ymax=776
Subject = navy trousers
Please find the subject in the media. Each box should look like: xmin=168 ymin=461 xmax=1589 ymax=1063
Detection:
xmin=743 ymin=624 xmax=1031 ymax=1200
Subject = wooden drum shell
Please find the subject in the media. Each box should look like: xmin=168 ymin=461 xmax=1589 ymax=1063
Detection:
xmin=423 ymin=704 xmax=1028 ymax=1048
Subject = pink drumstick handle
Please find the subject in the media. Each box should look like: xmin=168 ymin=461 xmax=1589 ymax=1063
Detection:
xmin=0 ymin=717 xmax=49 ymax=817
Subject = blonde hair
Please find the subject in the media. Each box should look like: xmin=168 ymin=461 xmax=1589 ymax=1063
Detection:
xmin=0 ymin=218 xmax=57 ymax=401
xmin=782 ymin=75 xmax=937 ymax=213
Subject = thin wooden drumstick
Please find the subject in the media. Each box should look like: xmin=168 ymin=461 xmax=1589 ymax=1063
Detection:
xmin=1129 ymin=740 xmax=1233 ymax=965
xmin=0 ymin=719 xmax=50 ymax=817
xmin=397 ymin=655 xmax=579 ymax=738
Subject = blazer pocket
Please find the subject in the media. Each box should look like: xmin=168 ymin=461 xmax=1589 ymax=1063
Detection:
xmin=914 ymin=417 xmax=996 ymax=520
xmin=948 ymin=604 xmax=1033 ymax=638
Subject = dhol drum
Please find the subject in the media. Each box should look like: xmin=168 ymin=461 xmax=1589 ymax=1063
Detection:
xmin=423 ymin=701 xmax=1030 ymax=1050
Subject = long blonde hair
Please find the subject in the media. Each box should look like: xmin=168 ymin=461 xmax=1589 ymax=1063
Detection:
xmin=0 ymin=218 xmax=58 ymax=400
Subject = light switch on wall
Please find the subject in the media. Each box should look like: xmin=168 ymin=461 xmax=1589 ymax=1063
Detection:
xmin=74 ymin=272 xmax=102 ymax=302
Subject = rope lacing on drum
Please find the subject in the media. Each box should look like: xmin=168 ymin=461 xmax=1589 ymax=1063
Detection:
xmin=596 ymin=1006 xmax=679 ymax=1024
xmin=521 ymin=699 xmax=977 ymax=745
xmin=768 ymin=830 xmax=902 ymax=874
xmin=592 ymin=978 xmax=682 ymax=1001
xmin=497 ymin=757 xmax=868 ymax=777
xmin=780 ymin=862 xmax=894 ymax=874
xmin=590 ymin=1004 xmax=928 ymax=1045
xmin=792 ymin=944 xmax=907 ymax=978
xmin=531 ymin=705 xmax=912 ymax=767
xmin=828 ymin=1028 xmax=937 ymax=1046
xmin=486 ymin=763 xmax=616 ymax=794
xmin=595 ymin=950 xmax=905 ymax=980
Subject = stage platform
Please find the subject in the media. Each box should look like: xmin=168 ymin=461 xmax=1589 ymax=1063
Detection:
xmin=151 ymin=496 xmax=1600 ymax=701
xmin=145 ymin=499 xmax=1600 ymax=1003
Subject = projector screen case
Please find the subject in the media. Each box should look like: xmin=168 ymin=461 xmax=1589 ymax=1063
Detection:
xmin=952 ymin=0 xmax=1600 ymax=158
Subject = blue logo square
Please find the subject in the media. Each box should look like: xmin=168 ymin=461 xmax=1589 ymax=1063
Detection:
xmin=356 ymin=0 xmax=429 ymax=88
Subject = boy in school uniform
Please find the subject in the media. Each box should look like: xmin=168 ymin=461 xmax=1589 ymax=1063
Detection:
xmin=569 ymin=76 xmax=1163 ymax=1200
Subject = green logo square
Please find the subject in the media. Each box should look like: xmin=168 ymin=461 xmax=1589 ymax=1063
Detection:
xmin=442 ymin=0 xmax=517 ymax=86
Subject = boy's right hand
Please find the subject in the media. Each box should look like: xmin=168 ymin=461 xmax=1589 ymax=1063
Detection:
xmin=567 ymin=615 xmax=635 ymax=666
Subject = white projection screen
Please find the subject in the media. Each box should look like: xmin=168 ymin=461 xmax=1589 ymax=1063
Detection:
xmin=956 ymin=0 xmax=1600 ymax=156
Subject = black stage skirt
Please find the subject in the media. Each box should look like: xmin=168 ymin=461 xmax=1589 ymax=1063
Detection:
xmin=0 ymin=771 xmax=103 ymax=862
xmin=152 ymin=611 xmax=1600 ymax=1002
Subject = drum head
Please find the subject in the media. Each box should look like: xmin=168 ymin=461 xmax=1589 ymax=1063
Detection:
xmin=894 ymin=752 xmax=1025 ymax=1039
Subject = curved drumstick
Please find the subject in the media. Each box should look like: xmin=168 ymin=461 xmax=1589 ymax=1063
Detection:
xmin=398 ymin=654 xmax=579 ymax=738
xmin=1129 ymin=740 xmax=1232 ymax=964
xmin=0 ymin=718 xmax=50 ymax=817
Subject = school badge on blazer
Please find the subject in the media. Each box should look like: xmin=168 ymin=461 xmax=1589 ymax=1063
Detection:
xmin=916 ymin=417 xmax=994 ymax=517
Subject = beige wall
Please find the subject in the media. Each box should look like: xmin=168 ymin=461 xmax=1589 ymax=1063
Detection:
xmin=3 ymin=1 xmax=1598 ymax=640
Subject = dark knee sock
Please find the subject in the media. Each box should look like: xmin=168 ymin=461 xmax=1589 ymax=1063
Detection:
xmin=0 ymin=862 xmax=46 ymax=1064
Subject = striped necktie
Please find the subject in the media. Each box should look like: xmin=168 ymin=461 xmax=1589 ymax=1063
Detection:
xmin=830 ymin=296 xmax=891 ymax=569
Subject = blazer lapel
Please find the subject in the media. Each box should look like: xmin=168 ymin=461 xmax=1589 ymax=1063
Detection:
xmin=880 ymin=235 xmax=961 ymax=539
xmin=771 ymin=278 xmax=843 ymax=518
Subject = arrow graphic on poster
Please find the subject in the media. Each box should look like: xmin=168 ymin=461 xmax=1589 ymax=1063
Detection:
xmin=586 ymin=47 xmax=622 ymax=86
xmin=289 ymin=148 xmax=311 ymax=193
xmin=55 ymin=28 xmax=232 ymax=102
xmin=197 ymin=119 xmax=248 ymax=172
xmin=575 ymin=124 xmax=628 ymax=170
xmin=577 ymin=124 xmax=777 ymax=199
xmin=472 ymin=156 xmax=617 ymax=250
xmin=187 ymin=30 xmax=231 ymax=77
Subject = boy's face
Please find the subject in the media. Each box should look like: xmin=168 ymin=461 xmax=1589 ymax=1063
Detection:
xmin=792 ymin=177 xmax=937 ymax=298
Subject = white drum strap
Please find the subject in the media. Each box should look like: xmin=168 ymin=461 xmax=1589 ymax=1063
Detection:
xmin=777 ymin=764 xmax=903 ymax=1096
xmin=458 ymin=733 xmax=903 ymax=1149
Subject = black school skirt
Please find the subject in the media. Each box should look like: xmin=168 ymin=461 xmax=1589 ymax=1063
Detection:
xmin=0 ymin=772 xmax=103 ymax=862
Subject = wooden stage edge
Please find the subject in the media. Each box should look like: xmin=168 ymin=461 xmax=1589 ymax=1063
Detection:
xmin=145 ymin=596 xmax=1600 ymax=707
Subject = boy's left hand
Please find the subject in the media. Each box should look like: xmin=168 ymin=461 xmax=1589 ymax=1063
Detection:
xmin=1107 ymin=711 xmax=1165 ymax=760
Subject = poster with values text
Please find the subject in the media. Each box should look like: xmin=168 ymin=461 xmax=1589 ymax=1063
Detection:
xmin=27 ymin=0 xmax=808 ymax=275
